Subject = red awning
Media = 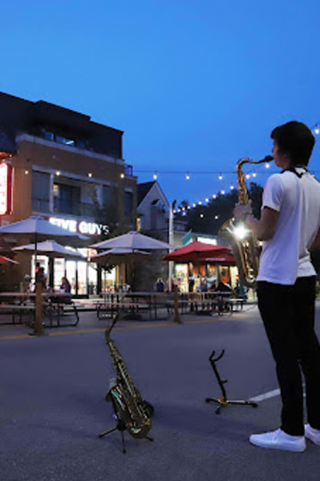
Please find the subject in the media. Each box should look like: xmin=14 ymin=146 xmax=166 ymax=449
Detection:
xmin=200 ymin=252 xmax=236 ymax=266
xmin=162 ymin=241 xmax=231 ymax=263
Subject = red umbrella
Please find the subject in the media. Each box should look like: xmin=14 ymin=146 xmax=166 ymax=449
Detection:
xmin=0 ymin=255 xmax=19 ymax=264
xmin=162 ymin=241 xmax=231 ymax=263
xmin=200 ymin=252 xmax=236 ymax=266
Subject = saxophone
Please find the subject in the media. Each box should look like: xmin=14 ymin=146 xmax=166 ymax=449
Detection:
xmin=218 ymin=155 xmax=273 ymax=288
xmin=104 ymin=314 xmax=153 ymax=439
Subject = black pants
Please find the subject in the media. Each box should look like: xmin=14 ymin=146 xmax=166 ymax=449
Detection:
xmin=257 ymin=277 xmax=320 ymax=436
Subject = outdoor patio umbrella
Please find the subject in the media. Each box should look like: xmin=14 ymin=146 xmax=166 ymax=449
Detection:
xmin=0 ymin=216 xmax=88 ymax=265
xmin=200 ymin=252 xmax=236 ymax=266
xmin=91 ymin=231 xmax=175 ymax=251
xmin=13 ymin=240 xmax=85 ymax=259
xmin=0 ymin=255 xmax=19 ymax=264
xmin=162 ymin=241 xmax=231 ymax=263
xmin=91 ymin=248 xmax=150 ymax=264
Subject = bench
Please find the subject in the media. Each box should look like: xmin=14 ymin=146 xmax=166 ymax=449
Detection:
xmin=0 ymin=304 xmax=36 ymax=325
xmin=43 ymin=300 xmax=80 ymax=327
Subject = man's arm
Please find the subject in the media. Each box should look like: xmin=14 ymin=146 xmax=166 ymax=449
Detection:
xmin=310 ymin=226 xmax=320 ymax=252
xmin=234 ymin=203 xmax=279 ymax=241
xmin=245 ymin=207 xmax=279 ymax=241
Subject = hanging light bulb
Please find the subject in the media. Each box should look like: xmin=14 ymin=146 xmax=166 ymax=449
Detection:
xmin=230 ymin=185 xmax=234 ymax=190
xmin=221 ymin=190 xmax=225 ymax=195
xmin=246 ymin=174 xmax=250 ymax=179
xmin=198 ymin=201 xmax=202 ymax=205
xmin=252 ymin=171 xmax=257 ymax=178
xmin=186 ymin=172 xmax=190 ymax=180
xmin=314 ymin=125 xmax=320 ymax=135
xmin=212 ymin=194 xmax=217 ymax=199
xmin=265 ymin=163 xmax=270 ymax=169
xmin=153 ymin=172 xmax=158 ymax=180
xmin=219 ymin=173 xmax=223 ymax=180
xmin=205 ymin=198 xmax=209 ymax=202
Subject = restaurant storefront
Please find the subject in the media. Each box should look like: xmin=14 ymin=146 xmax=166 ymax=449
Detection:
xmin=27 ymin=216 xmax=116 ymax=297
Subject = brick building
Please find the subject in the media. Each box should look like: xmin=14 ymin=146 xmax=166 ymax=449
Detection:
xmin=0 ymin=91 xmax=137 ymax=294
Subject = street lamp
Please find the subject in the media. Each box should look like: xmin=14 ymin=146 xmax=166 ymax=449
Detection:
xmin=169 ymin=200 xmax=176 ymax=292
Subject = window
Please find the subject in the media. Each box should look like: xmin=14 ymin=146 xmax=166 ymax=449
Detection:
xmin=44 ymin=130 xmax=54 ymax=141
xmin=54 ymin=183 xmax=81 ymax=215
xmin=124 ymin=191 xmax=133 ymax=216
xmin=55 ymin=135 xmax=75 ymax=146
xmin=102 ymin=185 xmax=118 ymax=208
xmin=32 ymin=171 xmax=50 ymax=212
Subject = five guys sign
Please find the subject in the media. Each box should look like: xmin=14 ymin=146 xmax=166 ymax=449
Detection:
xmin=0 ymin=163 xmax=13 ymax=215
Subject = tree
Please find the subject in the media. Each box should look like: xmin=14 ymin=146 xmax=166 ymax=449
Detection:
xmin=180 ymin=182 xmax=263 ymax=235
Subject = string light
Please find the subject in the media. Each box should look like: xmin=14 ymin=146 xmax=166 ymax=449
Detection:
xmin=153 ymin=173 xmax=158 ymax=179
xmin=186 ymin=172 xmax=190 ymax=180
xmin=88 ymin=172 xmax=92 ymax=178
xmin=120 ymin=173 xmax=125 ymax=178
xmin=218 ymin=173 xmax=223 ymax=180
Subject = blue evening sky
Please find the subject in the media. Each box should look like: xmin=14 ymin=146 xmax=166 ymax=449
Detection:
xmin=1 ymin=0 xmax=320 ymax=204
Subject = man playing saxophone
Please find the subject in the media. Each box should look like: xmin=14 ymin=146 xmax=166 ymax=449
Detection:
xmin=234 ymin=121 xmax=320 ymax=452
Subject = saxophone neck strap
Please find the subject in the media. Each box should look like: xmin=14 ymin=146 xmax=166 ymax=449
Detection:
xmin=281 ymin=165 xmax=309 ymax=178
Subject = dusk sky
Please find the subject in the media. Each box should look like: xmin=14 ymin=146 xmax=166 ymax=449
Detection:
xmin=1 ymin=0 xmax=320 ymax=204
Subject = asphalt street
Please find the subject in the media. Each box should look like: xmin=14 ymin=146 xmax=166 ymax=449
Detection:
xmin=1 ymin=304 xmax=320 ymax=481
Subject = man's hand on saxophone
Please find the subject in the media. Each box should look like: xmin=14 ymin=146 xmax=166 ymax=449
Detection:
xmin=233 ymin=200 xmax=252 ymax=220
xmin=233 ymin=200 xmax=279 ymax=242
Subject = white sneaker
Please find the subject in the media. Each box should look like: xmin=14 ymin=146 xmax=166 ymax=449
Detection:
xmin=305 ymin=424 xmax=320 ymax=446
xmin=249 ymin=428 xmax=306 ymax=452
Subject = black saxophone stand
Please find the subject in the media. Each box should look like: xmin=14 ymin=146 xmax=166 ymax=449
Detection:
xmin=205 ymin=349 xmax=258 ymax=414
xmin=99 ymin=389 xmax=128 ymax=454
xmin=99 ymin=391 xmax=154 ymax=454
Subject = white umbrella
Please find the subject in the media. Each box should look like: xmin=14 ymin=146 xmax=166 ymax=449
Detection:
xmin=91 ymin=248 xmax=150 ymax=264
xmin=13 ymin=240 xmax=85 ymax=259
xmin=91 ymin=231 xmax=175 ymax=251
xmin=0 ymin=216 xmax=88 ymax=265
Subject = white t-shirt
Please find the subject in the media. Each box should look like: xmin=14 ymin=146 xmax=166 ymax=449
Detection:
xmin=257 ymin=168 xmax=320 ymax=285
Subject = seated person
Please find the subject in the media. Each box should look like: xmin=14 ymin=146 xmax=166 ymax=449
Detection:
xmin=35 ymin=267 xmax=47 ymax=290
xmin=155 ymin=278 xmax=165 ymax=292
xmin=61 ymin=277 xmax=71 ymax=293
xmin=214 ymin=281 xmax=232 ymax=293
xmin=50 ymin=277 xmax=72 ymax=304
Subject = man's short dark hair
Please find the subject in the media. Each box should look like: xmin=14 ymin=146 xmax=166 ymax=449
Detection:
xmin=271 ymin=121 xmax=315 ymax=166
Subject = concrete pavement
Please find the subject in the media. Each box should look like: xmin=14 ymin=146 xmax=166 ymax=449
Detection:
xmin=1 ymin=304 xmax=320 ymax=481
